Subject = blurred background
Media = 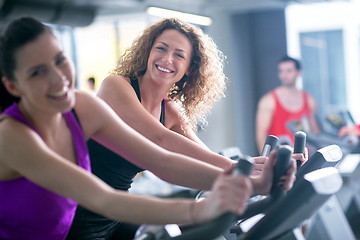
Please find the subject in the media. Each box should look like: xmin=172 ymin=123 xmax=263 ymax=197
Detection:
xmin=0 ymin=0 xmax=359 ymax=156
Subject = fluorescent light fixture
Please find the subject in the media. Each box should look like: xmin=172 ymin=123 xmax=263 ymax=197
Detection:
xmin=146 ymin=7 xmax=212 ymax=26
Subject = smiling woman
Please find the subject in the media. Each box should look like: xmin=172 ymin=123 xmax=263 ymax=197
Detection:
xmin=112 ymin=18 xmax=227 ymax=131
xmin=68 ymin=18 xmax=234 ymax=240
xmin=0 ymin=17 xmax=258 ymax=240
xmin=67 ymin=18 xmax=298 ymax=240
xmin=146 ymin=29 xmax=193 ymax=89
xmin=6 ymin=33 xmax=75 ymax=114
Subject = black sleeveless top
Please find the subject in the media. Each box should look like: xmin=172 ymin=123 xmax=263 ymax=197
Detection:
xmin=68 ymin=78 xmax=166 ymax=239
xmin=88 ymin=77 xmax=165 ymax=191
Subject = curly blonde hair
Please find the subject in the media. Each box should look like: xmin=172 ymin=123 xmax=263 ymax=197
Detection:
xmin=112 ymin=18 xmax=227 ymax=130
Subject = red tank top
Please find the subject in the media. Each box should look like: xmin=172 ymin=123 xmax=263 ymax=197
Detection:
xmin=267 ymin=90 xmax=311 ymax=145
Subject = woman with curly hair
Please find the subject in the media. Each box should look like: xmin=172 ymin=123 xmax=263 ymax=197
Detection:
xmin=114 ymin=18 xmax=226 ymax=131
xmin=68 ymin=18 xmax=297 ymax=239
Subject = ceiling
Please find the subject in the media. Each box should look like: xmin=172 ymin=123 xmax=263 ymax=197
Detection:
xmin=0 ymin=0 xmax=347 ymax=26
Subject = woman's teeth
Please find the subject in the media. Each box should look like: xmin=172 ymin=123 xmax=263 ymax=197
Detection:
xmin=50 ymin=86 xmax=68 ymax=97
xmin=157 ymin=65 xmax=172 ymax=73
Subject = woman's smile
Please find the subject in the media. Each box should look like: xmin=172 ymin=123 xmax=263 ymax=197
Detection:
xmin=155 ymin=64 xmax=174 ymax=74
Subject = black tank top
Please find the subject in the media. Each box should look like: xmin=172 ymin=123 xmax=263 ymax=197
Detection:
xmin=68 ymin=78 xmax=166 ymax=239
xmin=87 ymin=77 xmax=165 ymax=191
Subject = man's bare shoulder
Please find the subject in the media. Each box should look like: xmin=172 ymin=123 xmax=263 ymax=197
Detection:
xmin=259 ymin=90 xmax=276 ymax=108
xmin=304 ymin=91 xmax=317 ymax=108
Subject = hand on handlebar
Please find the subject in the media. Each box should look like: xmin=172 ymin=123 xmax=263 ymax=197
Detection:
xmin=193 ymin=166 xmax=252 ymax=224
xmin=338 ymin=125 xmax=360 ymax=138
xmin=291 ymin=146 xmax=308 ymax=167
xmin=253 ymin=147 xmax=307 ymax=176
xmin=250 ymin=156 xmax=267 ymax=176
xmin=251 ymin=150 xmax=296 ymax=195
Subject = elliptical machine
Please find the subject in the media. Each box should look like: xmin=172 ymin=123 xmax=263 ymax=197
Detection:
xmin=287 ymin=111 xmax=360 ymax=157
xmin=133 ymin=132 xmax=344 ymax=240
xmin=133 ymin=151 xmax=343 ymax=240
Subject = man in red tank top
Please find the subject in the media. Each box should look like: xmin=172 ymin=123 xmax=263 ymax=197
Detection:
xmin=256 ymin=56 xmax=320 ymax=153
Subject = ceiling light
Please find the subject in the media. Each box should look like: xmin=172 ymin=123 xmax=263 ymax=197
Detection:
xmin=146 ymin=7 xmax=212 ymax=26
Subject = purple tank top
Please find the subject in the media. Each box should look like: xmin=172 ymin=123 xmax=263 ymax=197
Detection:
xmin=0 ymin=103 xmax=91 ymax=240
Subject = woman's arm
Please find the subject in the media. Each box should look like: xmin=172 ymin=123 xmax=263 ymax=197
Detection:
xmin=75 ymin=91 xmax=223 ymax=190
xmin=77 ymin=92 xmax=297 ymax=196
xmin=96 ymin=76 xmax=233 ymax=169
xmin=0 ymin=115 xmax=251 ymax=225
xmin=250 ymin=151 xmax=296 ymax=195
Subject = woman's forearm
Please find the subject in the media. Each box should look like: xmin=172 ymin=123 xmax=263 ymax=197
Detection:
xmin=158 ymin=130 xmax=233 ymax=170
xmin=149 ymin=151 xmax=222 ymax=191
xmin=100 ymin=190 xmax=196 ymax=225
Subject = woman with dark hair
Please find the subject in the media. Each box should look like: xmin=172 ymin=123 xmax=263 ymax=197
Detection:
xmin=0 ymin=17 xmax=260 ymax=240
